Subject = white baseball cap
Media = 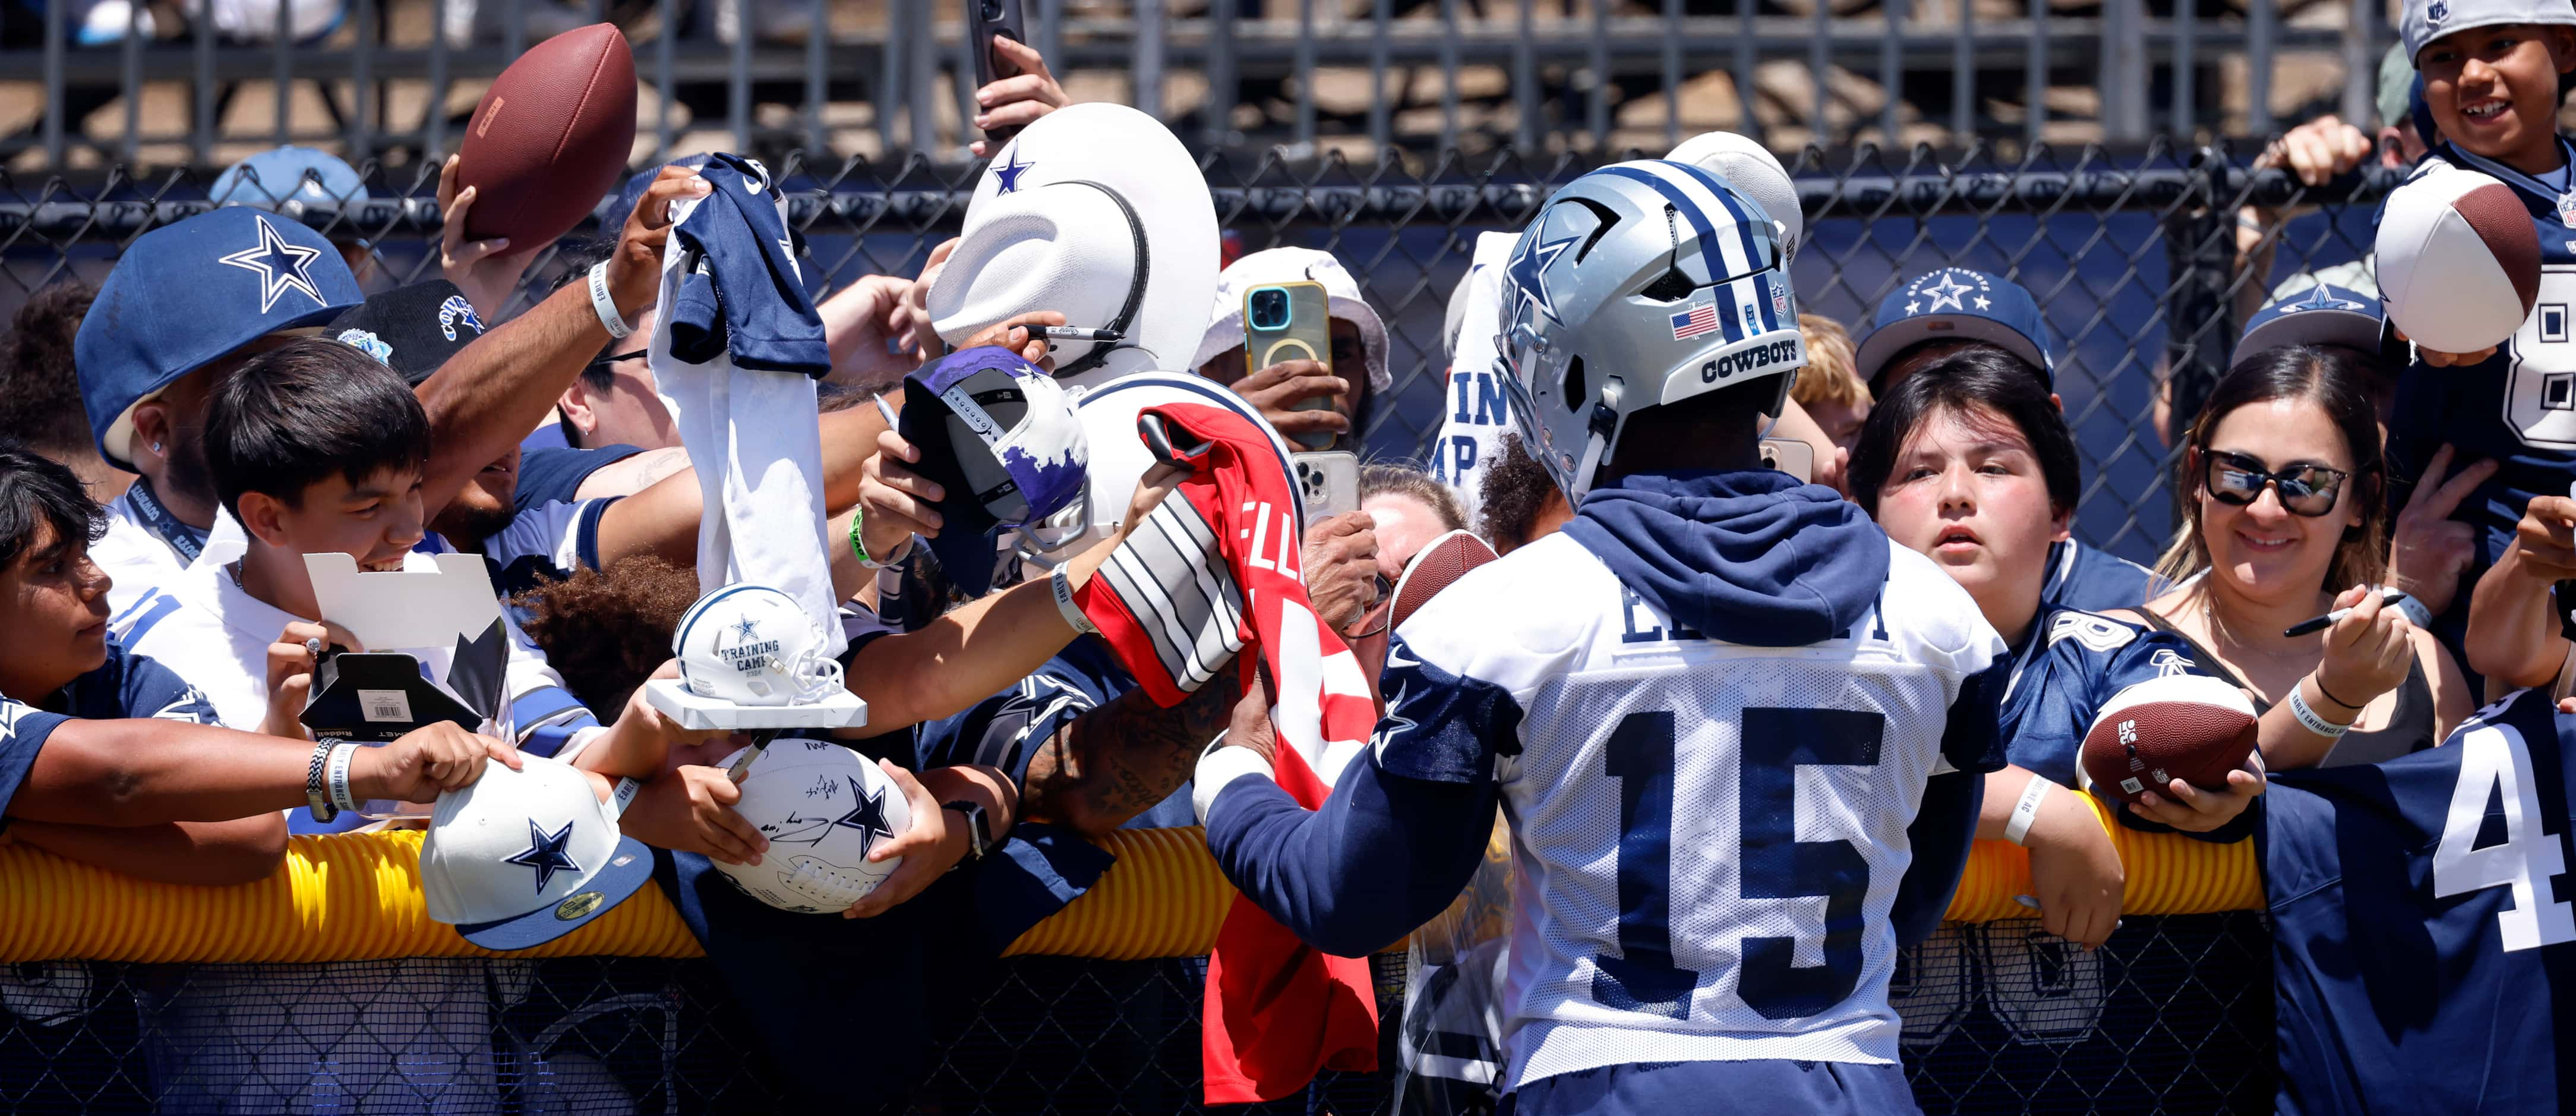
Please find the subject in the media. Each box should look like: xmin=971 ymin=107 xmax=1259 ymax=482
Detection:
xmin=1188 ymin=247 xmax=1394 ymax=396
xmin=930 ymin=103 xmax=1220 ymax=391
xmin=420 ymin=756 xmax=652 ymax=951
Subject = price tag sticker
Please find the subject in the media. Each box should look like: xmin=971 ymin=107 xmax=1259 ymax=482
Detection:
xmin=358 ymin=689 xmax=413 ymax=724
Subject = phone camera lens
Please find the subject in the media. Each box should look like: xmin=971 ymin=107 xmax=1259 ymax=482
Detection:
xmin=1249 ymin=288 xmax=1289 ymax=330
xmin=980 ymin=0 xmax=1003 ymax=18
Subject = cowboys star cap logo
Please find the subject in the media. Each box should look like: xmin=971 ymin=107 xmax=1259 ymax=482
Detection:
xmin=501 ymin=818 xmax=583 ymax=894
xmin=992 ymin=152 xmax=1036 ymax=194
xmin=1903 ymin=268 xmax=1995 ymax=316
xmin=2279 ymin=285 xmax=2366 ymax=314
xmin=217 ymin=214 xmax=329 ymax=315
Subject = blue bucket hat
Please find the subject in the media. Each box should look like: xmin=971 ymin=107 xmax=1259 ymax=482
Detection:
xmin=2234 ymin=283 xmax=2389 ymax=368
xmin=899 ymin=347 xmax=1091 ymax=598
xmin=1852 ymin=267 xmax=2057 ymax=391
xmin=75 ymin=207 xmax=364 ymax=470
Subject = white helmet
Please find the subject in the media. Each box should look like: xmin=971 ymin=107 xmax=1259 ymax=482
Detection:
xmin=1008 ymin=371 xmax=1299 ymax=573
xmin=671 ymin=584 xmax=847 ymax=707
xmin=1497 ymin=160 xmax=1805 ymax=502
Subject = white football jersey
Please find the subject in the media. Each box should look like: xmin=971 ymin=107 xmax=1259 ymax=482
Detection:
xmin=1390 ymin=531 xmax=2006 ymax=1087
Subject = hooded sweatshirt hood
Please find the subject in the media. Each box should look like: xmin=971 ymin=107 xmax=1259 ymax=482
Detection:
xmin=1562 ymin=469 xmax=1890 ymax=647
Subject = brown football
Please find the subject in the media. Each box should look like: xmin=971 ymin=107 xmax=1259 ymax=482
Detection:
xmin=2078 ymin=675 xmax=2259 ymax=805
xmin=1387 ymin=529 xmax=1498 ymax=632
xmin=455 ymin=23 xmax=637 ymax=246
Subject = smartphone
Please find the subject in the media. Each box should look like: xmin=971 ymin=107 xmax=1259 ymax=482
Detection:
xmin=1294 ymin=451 xmax=1360 ymax=518
xmin=968 ymin=0 xmax=1030 ymax=141
xmin=1759 ymin=437 xmax=1815 ymax=484
xmin=1245 ymin=280 xmax=1338 ymax=450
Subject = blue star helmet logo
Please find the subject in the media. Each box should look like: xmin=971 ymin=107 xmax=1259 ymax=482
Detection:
xmin=503 ymin=818 xmax=583 ymax=894
xmin=218 ymin=214 xmax=329 ymax=316
xmin=831 ymin=775 xmax=899 ymax=855
xmin=1504 ymin=231 xmax=1583 ymax=326
xmin=2282 ymin=285 xmax=2366 ymax=314
xmin=731 ymin=617 xmax=761 ymax=642
xmin=992 ymin=152 xmax=1036 ymax=194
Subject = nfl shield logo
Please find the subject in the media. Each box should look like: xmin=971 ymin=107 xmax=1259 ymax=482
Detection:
xmin=2427 ymin=0 xmax=2449 ymax=26
xmin=1770 ymin=283 xmax=1789 ymax=319
xmin=2555 ymin=189 xmax=2576 ymax=230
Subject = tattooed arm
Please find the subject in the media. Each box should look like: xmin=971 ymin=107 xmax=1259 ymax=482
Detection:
xmin=1021 ymin=676 xmax=1240 ymax=838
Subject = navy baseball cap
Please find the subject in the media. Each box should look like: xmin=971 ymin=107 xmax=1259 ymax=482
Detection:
xmin=2234 ymin=283 xmax=2389 ymax=368
xmin=330 ymin=279 xmax=488 ymax=386
xmin=1852 ymin=267 xmax=2056 ymax=391
xmin=75 ymin=207 xmax=363 ymax=469
xmin=899 ymin=347 xmax=1091 ymax=598
xmin=603 ymin=155 xmax=713 ymax=234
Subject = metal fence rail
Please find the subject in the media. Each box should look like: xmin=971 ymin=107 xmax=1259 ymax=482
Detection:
xmin=0 ymin=140 xmax=2390 ymax=568
xmin=5 ymin=0 xmax=2391 ymax=168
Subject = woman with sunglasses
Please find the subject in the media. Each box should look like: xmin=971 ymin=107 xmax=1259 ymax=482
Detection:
xmin=2141 ymin=344 xmax=2470 ymax=768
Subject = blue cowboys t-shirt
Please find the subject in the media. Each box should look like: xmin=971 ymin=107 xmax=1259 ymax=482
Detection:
xmin=0 ymin=637 xmax=218 ymax=817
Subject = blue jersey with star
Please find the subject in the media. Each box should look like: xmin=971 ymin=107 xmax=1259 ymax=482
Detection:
xmin=2384 ymin=137 xmax=2576 ymax=570
xmin=2263 ymin=686 xmax=2576 ymax=1112
xmin=0 ymin=637 xmax=217 ymax=818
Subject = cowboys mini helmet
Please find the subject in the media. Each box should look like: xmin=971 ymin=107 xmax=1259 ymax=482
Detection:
xmin=673 ymin=584 xmax=847 ymax=707
xmin=1494 ymin=159 xmax=1807 ymax=500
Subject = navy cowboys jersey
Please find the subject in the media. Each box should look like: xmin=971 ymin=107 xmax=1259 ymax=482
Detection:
xmin=1999 ymin=608 xmax=2197 ymax=787
xmin=2038 ymin=540 xmax=2154 ymax=614
xmin=2265 ymin=686 xmax=2576 ymax=1113
xmin=1208 ymin=528 xmax=2009 ymax=1092
xmin=0 ymin=637 xmax=216 ymax=815
xmin=2385 ymin=137 xmax=2576 ymax=566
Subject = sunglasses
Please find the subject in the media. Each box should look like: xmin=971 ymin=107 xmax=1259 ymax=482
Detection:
xmin=581 ymin=351 xmax=647 ymax=380
xmin=2200 ymin=449 xmax=2350 ymax=517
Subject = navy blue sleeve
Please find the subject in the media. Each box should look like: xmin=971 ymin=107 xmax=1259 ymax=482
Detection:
xmin=1941 ymin=657 xmax=2010 ymax=775
xmin=1890 ymin=770 xmax=1981 ymax=947
xmin=1372 ymin=635 xmax=1525 ymax=784
xmin=1204 ymin=747 xmax=1499 ymax=958
xmin=514 ymin=444 xmax=642 ymax=513
xmin=669 ymin=155 xmax=831 ymax=377
xmin=0 ymin=702 xmax=69 ymax=818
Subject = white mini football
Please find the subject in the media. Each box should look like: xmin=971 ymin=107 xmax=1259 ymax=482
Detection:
xmin=710 ymin=739 xmax=910 ymax=913
xmin=2375 ymin=166 xmax=2540 ymax=355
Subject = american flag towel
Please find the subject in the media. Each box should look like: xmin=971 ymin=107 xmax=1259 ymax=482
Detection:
xmin=1071 ymin=401 xmax=1381 ymax=1104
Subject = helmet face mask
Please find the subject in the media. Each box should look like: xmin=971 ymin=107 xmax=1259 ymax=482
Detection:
xmin=1495 ymin=160 xmax=1808 ymax=502
xmin=673 ymin=585 xmax=847 ymax=708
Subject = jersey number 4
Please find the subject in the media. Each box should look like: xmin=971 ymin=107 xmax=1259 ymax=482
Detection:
xmin=2433 ymin=721 xmax=2576 ymax=952
xmin=1592 ymin=707 xmax=1883 ymax=1022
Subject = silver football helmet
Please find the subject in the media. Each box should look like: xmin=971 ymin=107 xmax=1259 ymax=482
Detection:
xmin=1495 ymin=159 xmax=1807 ymax=500
xmin=673 ymin=584 xmax=847 ymax=707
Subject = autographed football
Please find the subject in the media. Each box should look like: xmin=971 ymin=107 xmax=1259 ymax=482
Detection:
xmin=709 ymin=739 xmax=910 ymax=913
xmin=1385 ymin=529 xmax=1498 ymax=632
xmin=454 ymin=23 xmax=637 ymax=245
xmin=2078 ymin=675 xmax=2259 ymax=805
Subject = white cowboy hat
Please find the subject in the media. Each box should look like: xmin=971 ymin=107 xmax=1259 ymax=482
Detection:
xmin=929 ymin=103 xmax=1220 ymax=392
xmin=1188 ymin=247 xmax=1394 ymax=396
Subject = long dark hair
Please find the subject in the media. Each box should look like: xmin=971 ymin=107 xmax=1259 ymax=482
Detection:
xmin=2155 ymin=343 xmax=2386 ymax=591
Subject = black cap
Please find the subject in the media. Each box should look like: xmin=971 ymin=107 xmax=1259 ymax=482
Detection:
xmin=328 ymin=279 xmax=489 ymax=386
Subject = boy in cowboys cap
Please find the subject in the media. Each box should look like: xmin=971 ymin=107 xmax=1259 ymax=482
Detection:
xmin=1852 ymin=266 xmax=2158 ymax=613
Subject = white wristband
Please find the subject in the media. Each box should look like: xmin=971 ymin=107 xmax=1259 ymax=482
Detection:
xmin=2003 ymin=773 xmax=2052 ymax=846
xmin=2288 ymin=682 xmax=2351 ymax=739
xmin=326 ymin=742 xmax=361 ymax=813
xmin=586 ymin=261 xmax=632 ymax=339
xmin=1051 ymin=566 xmax=1097 ymax=636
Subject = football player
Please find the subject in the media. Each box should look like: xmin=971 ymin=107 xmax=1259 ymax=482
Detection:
xmin=1194 ymin=161 xmax=2011 ymax=1112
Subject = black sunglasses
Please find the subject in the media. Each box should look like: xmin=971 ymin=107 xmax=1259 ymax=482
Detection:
xmin=582 ymin=351 xmax=647 ymax=380
xmin=2200 ymin=449 xmax=2350 ymax=517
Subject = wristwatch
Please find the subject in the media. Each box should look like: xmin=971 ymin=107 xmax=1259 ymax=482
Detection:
xmin=943 ymin=800 xmax=996 ymax=868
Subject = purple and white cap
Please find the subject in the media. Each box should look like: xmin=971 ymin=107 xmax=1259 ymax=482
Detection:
xmin=899 ymin=347 xmax=1091 ymax=596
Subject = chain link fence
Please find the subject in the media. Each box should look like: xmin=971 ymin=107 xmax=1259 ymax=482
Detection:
xmin=1 ymin=143 xmax=2372 ymax=1111
xmin=1 ymin=141 xmax=2395 ymax=566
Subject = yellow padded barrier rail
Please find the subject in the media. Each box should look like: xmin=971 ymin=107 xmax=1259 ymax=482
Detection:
xmin=0 ymin=795 xmax=2259 ymax=964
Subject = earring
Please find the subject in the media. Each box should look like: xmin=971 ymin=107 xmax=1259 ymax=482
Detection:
xmin=150 ymin=443 xmax=163 ymax=453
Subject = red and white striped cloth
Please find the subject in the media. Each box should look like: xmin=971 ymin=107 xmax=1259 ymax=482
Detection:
xmin=1072 ymin=401 xmax=1380 ymax=1104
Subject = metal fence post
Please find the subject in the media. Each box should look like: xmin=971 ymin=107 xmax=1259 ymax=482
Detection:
xmin=2162 ymin=152 xmax=2236 ymax=443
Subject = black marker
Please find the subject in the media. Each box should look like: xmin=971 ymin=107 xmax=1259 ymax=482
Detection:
xmin=2283 ymin=588 xmax=2406 ymax=637
xmin=1041 ymin=326 xmax=1122 ymax=344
